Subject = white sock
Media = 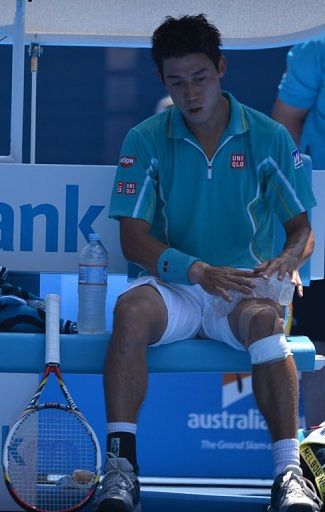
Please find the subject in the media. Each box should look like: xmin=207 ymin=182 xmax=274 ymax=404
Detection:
xmin=107 ymin=422 xmax=137 ymax=435
xmin=272 ymin=438 xmax=300 ymax=478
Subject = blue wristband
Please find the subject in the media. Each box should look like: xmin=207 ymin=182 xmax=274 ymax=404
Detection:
xmin=157 ymin=248 xmax=201 ymax=285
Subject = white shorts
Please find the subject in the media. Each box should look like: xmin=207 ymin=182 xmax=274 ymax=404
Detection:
xmin=123 ymin=276 xmax=245 ymax=351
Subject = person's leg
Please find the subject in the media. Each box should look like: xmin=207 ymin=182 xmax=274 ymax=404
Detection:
xmin=95 ymin=280 xmax=204 ymax=512
xmin=228 ymin=298 xmax=321 ymax=511
xmin=229 ymin=298 xmax=298 ymax=445
xmin=94 ymin=284 xmax=167 ymax=512
xmin=229 ymin=299 xmax=298 ymax=442
xmin=105 ymin=285 xmax=167 ymax=423
xmin=104 ymin=285 xmax=167 ymax=469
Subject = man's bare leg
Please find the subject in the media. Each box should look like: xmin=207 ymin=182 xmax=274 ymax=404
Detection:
xmin=104 ymin=285 xmax=168 ymax=423
xmin=229 ymin=299 xmax=298 ymax=442
xmin=229 ymin=299 xmax=322 ymax=511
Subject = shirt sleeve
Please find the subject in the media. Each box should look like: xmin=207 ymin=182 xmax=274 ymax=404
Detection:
xmin=278 ymin=39 xmax=323 ymax=110
xmin=109 ymin=128 xmax=158 ymax=223
xmin=263 ymin=124 xmax=317 ymax=224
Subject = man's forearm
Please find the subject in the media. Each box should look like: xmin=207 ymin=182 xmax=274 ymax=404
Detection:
xmin=121 ymin=230 xmax=167 ymax=275
xmin=281 ymin=227 xmax=314 ymax=267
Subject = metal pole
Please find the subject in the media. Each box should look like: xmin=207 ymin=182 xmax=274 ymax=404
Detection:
xmin=29 ymin=43 xmax=43 ymax=163
xmin=10 ymin=0 xmax=25 ymax=163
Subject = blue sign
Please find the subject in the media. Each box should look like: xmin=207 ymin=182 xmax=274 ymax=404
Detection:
xmin=63 ymin=372 xmax=305 ymax=479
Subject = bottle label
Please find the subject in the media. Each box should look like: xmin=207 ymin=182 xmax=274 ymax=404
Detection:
xmin=78 ymin=264 xmax=107 ymax=285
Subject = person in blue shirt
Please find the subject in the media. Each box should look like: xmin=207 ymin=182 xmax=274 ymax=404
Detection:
xmin=272 ymin=37 xmax=325 ymax=170
xmin=93 ymin=15 xmax=321 ymax=512
xmin=272 ymin=36 xmax=325 ymax=429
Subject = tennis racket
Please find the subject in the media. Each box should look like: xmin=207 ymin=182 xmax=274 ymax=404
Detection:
xmin=3 ymin=293 xmax=102 ymax=512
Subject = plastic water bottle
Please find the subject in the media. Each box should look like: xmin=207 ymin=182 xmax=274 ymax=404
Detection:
xmin=78 ymin=233 xmax=108 ymax=334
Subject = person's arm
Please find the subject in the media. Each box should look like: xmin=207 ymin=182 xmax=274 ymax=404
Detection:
xmin=282 ymin=212 xmax=314 ymax=269
xmin=120 ymin=217 xmax=167 ymax=275
xmin=272 ymin=98 xmax=308 ymax=145
xmin=120 ymin=217 xmax=256 ymax=301
xmin=254 ymin=212 xmax=314 ymax=296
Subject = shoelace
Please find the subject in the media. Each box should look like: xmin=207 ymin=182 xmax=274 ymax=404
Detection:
xmin=283 ymin=470 xmax=322 ymax=507
xmin=101 ymin=455 xmax=135 ymax=495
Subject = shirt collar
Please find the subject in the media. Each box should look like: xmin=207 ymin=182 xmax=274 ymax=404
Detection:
xmin=168 ymin=91 xmax=249 ymax=140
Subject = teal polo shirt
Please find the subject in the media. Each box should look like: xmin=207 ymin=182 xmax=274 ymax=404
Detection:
xmin=278 ymin=37 xmax=325 ymax=169
xmin=109 ymin=92 xmax=316 ymax=271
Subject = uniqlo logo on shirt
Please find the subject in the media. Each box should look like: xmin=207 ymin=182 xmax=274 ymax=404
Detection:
xmin=125 ymin=182 xmax=136 ymax=195
xmin=117 ymin=181 xmax=124 ymax=193
xmin=230 ymin=153 xmax=246 ymax=169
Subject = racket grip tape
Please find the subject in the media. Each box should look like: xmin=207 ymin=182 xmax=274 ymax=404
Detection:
xmin=45 ymin=294 xmax=61 ymax=364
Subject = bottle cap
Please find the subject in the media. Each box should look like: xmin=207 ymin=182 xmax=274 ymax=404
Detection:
xmin=89 ymin=233 xmax=100 ymax=241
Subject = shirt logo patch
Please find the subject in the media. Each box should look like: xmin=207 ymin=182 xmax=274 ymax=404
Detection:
xmin=125 ymin=182 xmax=136 ymax=195
xmin=119 ymin=156 xmax=136 ymax=168
xmin=230 ymin=153 xmax=246 ymax=169
xmin=292 ymin=148 xmax=303 ymax=169
xmin=117 ymin=181 xmax=124 ymax=193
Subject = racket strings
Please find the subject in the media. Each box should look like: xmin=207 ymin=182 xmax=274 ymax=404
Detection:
xmin=6 ymin=407 xmax=99 ymax=511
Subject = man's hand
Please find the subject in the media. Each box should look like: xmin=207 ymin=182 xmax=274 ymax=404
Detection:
xmin=253 ymin=253 xmax=299 ymax=280
xmin=252 ymin=212 xmax=314 ymax=299
xmin=189 ymin=262 xmax=256 ymax=302
xmin=254 ymin=259 xmax=303 ymax=297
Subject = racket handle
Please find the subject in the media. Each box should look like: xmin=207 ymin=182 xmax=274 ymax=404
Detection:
xmin=45 ymin=294 xmax=61 ymax=364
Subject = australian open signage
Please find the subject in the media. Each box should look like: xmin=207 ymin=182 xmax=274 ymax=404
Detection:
xmin=136 ymin=372 xmax=305 ymax=478
xmin=0 ymin=163 xmax=127 ymax=273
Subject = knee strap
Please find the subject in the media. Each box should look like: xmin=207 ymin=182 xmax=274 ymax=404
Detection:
xmin=248 ymin=334 xmax=292 ymax=365
xmin=238 ymin=301 xmax=281 ymax=342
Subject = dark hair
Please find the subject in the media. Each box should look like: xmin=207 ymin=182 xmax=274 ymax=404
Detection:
xmin=151 ymin=14 xmax=222 ymax=79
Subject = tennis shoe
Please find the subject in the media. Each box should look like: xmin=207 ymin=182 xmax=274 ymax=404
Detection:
xmin=268 ymin=465 xmax=322 ymax=512
xmin=93 ymin=454 xmax=141 ymax=512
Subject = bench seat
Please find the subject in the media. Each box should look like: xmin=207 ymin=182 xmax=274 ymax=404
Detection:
xmin=0 ymin=333 xmax=320 ymax=374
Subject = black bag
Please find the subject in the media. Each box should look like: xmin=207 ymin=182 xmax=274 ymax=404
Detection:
xmin=0 ymin=267 xmax=77 ymax=334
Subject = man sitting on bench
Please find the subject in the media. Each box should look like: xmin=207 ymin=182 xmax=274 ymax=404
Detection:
xmin=93 ymin=14 xmax=321 ymax=512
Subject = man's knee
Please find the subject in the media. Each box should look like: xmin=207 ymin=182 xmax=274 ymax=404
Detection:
xmin=229 ymin=298 xmax=291 ymax=365
xmin=112 ymin=286 xmax=167 ymax=346
xmin=230 ymin=298 xmax=284 ymax=345
xmin=114 ymin=295 xmax=150 ymax=323
xmin=248 ymin=305 xmax=284 ymax=343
